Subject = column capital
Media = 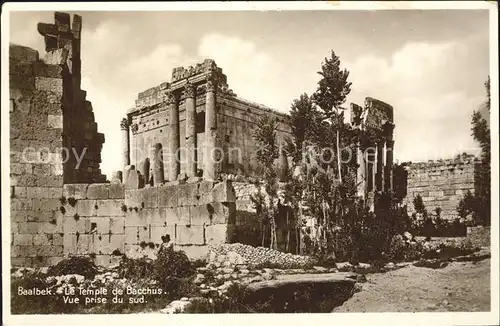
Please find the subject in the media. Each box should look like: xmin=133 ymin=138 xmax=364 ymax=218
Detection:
xmin=164 ymin=89 xmax=177 ymax=105
xmin=184 ymin=81 xmax=195 ymax=98
xmin=206 ymin=76 xmax=217 ymax=92
xmin=120 ymin=117 xmax=130 ymax=130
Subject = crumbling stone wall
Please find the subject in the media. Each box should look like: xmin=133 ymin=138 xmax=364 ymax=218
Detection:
xmin=404 ymin=156 xmax=479 ymax=220
xmin=9 ymin=13 xmax=106 ymax=267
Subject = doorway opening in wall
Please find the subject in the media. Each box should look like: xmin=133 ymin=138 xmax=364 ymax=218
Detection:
xmin=196 ymin=112 xmax=205 ymax=133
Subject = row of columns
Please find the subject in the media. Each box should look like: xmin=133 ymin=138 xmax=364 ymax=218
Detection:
xmin=121 ymin=77 xmax=218 ymax=185
xmin=356 ymin=135 xmax=395 ymax=199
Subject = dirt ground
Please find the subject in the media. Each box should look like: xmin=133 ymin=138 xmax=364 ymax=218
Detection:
xmin=334 ymin=259 xmax=491 ymax=312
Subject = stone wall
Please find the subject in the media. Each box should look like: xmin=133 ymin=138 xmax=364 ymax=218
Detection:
xmin=217 ymin=95 xmax=292 ymax=177
xmin=123 ymin=180 xmax=236 ymax=260
xmin=11 ymin=180 xmax=237 ymax=267
xmin=404 ymin=156 xmax=478 ymax=219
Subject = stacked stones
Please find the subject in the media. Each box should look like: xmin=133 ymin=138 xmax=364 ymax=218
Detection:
xmin=207 ymin=243 xmax=317 ymax=269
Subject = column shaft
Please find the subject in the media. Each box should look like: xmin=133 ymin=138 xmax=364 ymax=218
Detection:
xmin=152 ymin=143 xmax=164 ymax=185
xmin=385 ymin=139 xmax=395 ymax=192
xmin=167 ymin=92 xmax=180 ymax=181
xmin=356 ymin=143 xmax=366 ymax=198
xmin=185 ymin=82 xmax=197 ymax=177
xmin=376 ymin=141 xmax=385 ymax=191
xmin=204 ymin=79 xmax=217 ymax=180
xmin=120 ymin=118 xmax=130 ymax=173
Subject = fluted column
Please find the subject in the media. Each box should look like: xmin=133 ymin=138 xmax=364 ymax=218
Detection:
xmin=204 ymin=77 xmax=217 ymax=180
xmin=385 ymin=139 xmax=395 ymax=192
xmin=120 ymin=118 xmax=130 ymax=173
xmin=167 ymin=91 xmax=180 ymax=181
xmin=184 ymin=81 xmax=197 ymax=177
xmin=376 ymin=140 xmax=385 ymax=191
xmin=366 ymin=145 xmax=376 ymax=192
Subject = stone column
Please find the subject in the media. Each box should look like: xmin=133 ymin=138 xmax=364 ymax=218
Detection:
xmin=139 ymin=158 xmax=150 ymax=187
xmin=385 ymin=139 xmax=395 ymax=192
xmin=152 ymin=143 xmax=164 ymax=185
xmin=167 ymin=91 xmax=180 ymax=181
xmin=376 ymin=140 xmax=385 ymax=191
xmin=204 ymin=77 xmax=217 ymax=180
xmin=184 ymin=81 xmax=197 ymax=177
xmin=356 ymin=143 xmax=366 ymax=198
xmin=120 ymin=118 xmax=130 ymax=173
xmin=366 ymin=145 xmax=375 ymax=192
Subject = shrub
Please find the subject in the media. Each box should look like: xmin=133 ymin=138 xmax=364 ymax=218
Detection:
xmin=47 ymin=256 xmax=98 ymax=279
xmin=152 ymin=248 xmax=195 ymax=286
xmin=117 ymin=256 xmax=154 ymax=281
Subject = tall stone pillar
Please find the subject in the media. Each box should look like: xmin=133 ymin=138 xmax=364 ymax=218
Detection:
xmin=366 ymin=145 xmax=375 ymax=192
xmin=204 ymin=77 xmax=217 ymax=180
xmin=152 ymin=143 xmax=164 ymax=185
xmin=120 ymin=118 xmax=130 ymax=173
xmin=167 ymin=91 xmax=180 ymax=181
xmin=376 ymin=140 xmax=385 ymax=191
xmin=356 ymin=143 xmax=366 ymax=198
xmin=385 ymin=139 xmax=395 ymax=192
xmin=139 ymin=158 xmax=150 ymax=186
xmin=184 ymin=81 xmax=197 ymax=177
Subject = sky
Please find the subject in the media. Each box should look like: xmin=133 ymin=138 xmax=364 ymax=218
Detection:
xmin=9 ymin=9 xmax=490 ymax=178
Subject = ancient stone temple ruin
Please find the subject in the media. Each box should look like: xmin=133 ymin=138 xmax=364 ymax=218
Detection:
xmin=11 ymin=12 xmax=478 ymax=269
xmin=350 ymin=98 xmax=395 ymax=210
xmin=121 ymin=60 xmax=291 ymax=185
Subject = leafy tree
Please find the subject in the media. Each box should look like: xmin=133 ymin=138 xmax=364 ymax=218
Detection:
xmin=457 ymin=76 xmax=491 ymax=225
xmin=313 ymin=50 xmax=352 ymax=182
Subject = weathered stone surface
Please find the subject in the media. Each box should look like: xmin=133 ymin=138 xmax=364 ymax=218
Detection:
xmin=246 ymin=273 xmax=356 ymax=292
xmin=176 ymin=225 xmax=204 ymax=245
xmin=86 ymin=183 xmax=110 ymax=199
xmin=109 ymin=183 xmax=125 ymax=199
xmin=158 ymin=185 xmax=178 ymax=208
xmin=63 ymin=184 xmax=88 ymax=199
xmin=125 ymin=169 xmax=142 ymax=189
xmin=212 ymin=181 xmax=236 ymax=203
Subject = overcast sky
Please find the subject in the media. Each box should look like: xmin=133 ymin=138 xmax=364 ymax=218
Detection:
xmin=9 ymin=9 xmax=490 ymax=178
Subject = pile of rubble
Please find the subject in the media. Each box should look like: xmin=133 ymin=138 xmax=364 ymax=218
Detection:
xmin=207 ymin=243 xmax=317 ymax=269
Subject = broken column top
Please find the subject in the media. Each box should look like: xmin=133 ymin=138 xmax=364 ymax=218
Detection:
xmin=37 ymin=12 xmax=82 ymax=52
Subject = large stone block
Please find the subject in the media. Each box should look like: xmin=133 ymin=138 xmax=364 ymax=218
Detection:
xmin=63 ymin=184 xmax=88 ymax=199
xmin=124 ymin=226 xmax=146 ymax=244
xmin=63 ymin=216 xmax=88 ymax=234
xmin=110 ymin=217 xmax=125 ymax=234
xmin=87 ymin=184 xmax=110 ymax=199
xmin=143 ymin=208 xmax=166 ymax=226
xmin=150 ymin=225 xmax=175 ymax=243
xmin=12 ymin=210 xmax=28 ymax=222
xmin=35 ymin=77 xmax=63 ymax=96
xmin=75 ymin=199 xmax=98 ymax=217
xmin=176 ymin=206 xmax=191 ymax=226
xmin=142 ymin=187 xmax=159 ymax=208
xmin=13 ymin=234 xmax=34 ymax=246
xmin=76 ymin=234 xmax=94 ymax=255
xmin=27 ymin=210 xmax=55 ymax=223
xmin=109 ymin=183 xmax=125 ymax=199
xmin=175 ymin=225 xmax=205 ymax=245
xmin=94 ymin=199 xmax=124 ymax=217
xmin=24 ymin=245 xmax=63 ymax=257
xmin=26 ymin=187 xmax=63 ymax=199
xmin=124 ymin=210 xmax=148 ymax=227
xmin=63 ymin=233 xmax=77 ymax=255
xmin=209 ymin=202 xmax=236 ymax=224
xmin=205 ymin=224 xmax=229 ymax=245
xmin=198 ymin=180 xmax=216 ymax=204
xmin=125 ymin=188 xmax=144 ymax=208
xmin=158 ymin=185 xmax=178 ymax=208
xmin=177 ymin=183 xmax=200 ymax=206
xmin=32 ymin=198 xmax=60 ymax=212
xmin=212 ymin=180 xmax=236 ymax=203
xmin=11 ymin=198 xmax=33 ymax=211
xmin=88 ymin=217 xmax=111 ymax=234
xmin=12 ymin=186 xmax=27 ymax=198
xmin=190 ymin=205 xmax=210 ymax=225
xmin=33 ymin=234 xmax=52 ymax=246
xmin=125 ymin=169 xmax=142 ymax=189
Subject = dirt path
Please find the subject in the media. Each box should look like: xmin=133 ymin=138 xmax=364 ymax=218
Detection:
xmin=334 ymin=259 xmax=491 ymax=312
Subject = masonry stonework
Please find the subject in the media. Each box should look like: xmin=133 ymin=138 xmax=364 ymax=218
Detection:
xmin=403 ymin=156 xmax=479 ymax=220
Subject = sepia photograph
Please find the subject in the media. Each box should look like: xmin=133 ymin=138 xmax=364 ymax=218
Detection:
xmin=1 ymin=1 xmax=498 ymax=325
